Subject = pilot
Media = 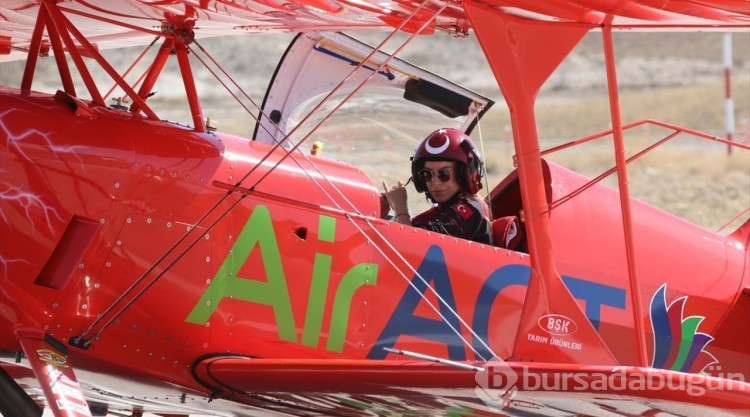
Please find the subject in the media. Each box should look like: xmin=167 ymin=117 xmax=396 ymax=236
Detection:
xmin=381 ymin=128 xmax=491 ymax=244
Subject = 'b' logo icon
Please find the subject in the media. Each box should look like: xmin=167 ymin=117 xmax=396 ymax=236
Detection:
xmin=474 ymin=358 xmax=518 ymax=411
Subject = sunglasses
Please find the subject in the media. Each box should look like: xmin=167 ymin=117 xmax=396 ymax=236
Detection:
xmin=417 ymin=167 xmax=454 ymax=183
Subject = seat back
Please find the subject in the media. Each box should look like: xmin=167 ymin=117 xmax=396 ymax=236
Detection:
xmin=491 ymin=216 xmax=525 ymax=250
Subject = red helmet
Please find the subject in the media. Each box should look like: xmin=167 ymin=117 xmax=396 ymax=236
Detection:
xmin=411 ymin=128 xmax=484 ymax=197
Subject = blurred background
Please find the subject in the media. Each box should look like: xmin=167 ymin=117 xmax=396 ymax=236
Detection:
xmin=1 ymin=30 xmax=748 ymax=232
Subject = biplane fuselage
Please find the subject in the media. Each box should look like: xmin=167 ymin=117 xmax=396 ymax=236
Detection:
xmin=1 ymin=0 xmax=749 ymax=415
xmin=2 ymin=82 xmax=747 ymax=391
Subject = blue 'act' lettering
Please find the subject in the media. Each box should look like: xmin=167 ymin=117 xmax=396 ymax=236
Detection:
xmin=369 ymin=246 xmax=626 ymax=361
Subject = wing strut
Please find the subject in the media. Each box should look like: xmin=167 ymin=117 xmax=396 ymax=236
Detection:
xmin=16 ymin=329 xmax=93 ymax=417
xmin=463 ymin=1 xmax=617 ymax=365
xmin=601 ymin=23 xmax=648 ymax=367
xmin=127 ymin=37 xmax=173 ymax=115
xmin=22 ymin=2 xmax=76 ymax=96
xmin=24 ymin=0 xmax=160 ymax=120
xmin=40 ymin=0 xmax=104 ymax=107
xmin=175 ymin=35 xmax=206 ymax=132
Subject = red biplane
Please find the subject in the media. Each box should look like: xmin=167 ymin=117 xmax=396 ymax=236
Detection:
xmin=1 ymin=0 xmax=749 ymax=416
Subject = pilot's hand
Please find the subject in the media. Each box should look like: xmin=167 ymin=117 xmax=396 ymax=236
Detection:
xmin=382 ymin=180 xmax=408 ymax=218
xmin=379 ymin=193 xmax=390 ymax=219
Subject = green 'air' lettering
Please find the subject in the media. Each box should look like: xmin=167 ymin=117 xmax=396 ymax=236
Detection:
xmin=301 ymin=216 xmax=336 ymax=347
xmin=185 ymin=205 xmax=297 ymax=342
xmin=186 ymin=205 xmax=377 ymax=353
xmin=326 ymin=263 xmax=377 ymax=352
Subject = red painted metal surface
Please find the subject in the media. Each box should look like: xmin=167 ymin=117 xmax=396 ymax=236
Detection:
xmin=0 ymin=1 xmax=748 ymax=416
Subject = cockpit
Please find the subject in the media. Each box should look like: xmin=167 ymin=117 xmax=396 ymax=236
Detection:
xmin=250 ymin=32 xmax=529 ymax=251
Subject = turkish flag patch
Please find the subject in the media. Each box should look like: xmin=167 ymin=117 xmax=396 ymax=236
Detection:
xmin=452 ymin=201 xmax=472 ymax=220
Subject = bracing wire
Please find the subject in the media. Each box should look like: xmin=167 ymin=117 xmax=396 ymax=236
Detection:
xmin=471 ymin=105 xmax=493 ymax=219
xmin=75 ymin=3 xmax=501 ymax=362
xmin=76 ymin=0 xmax=436 ymax=342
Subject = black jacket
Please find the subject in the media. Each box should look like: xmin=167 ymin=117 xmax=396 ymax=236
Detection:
xmin=411 ymin=193 xmax=491 ymax=244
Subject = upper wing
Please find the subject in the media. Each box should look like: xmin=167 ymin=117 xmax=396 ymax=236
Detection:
xmin=1 ymin=1 xmax=748 ymax=62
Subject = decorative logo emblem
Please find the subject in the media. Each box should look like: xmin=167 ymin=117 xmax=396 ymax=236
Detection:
xmin=537 ymin=314 xmax=577 ymax=336
xmin=452 ymin=201 xmax=472 ymax=220
xmin=649 ymin=283 xmax=717 ymax=373
xmin=425 ymin=131 xmax=450 ymax=154
xmin=37 ymin=349 xmax=69 ymax=368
